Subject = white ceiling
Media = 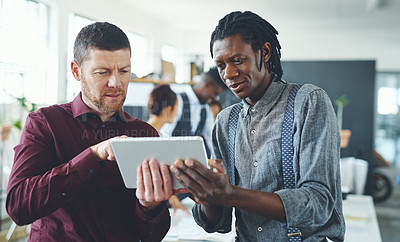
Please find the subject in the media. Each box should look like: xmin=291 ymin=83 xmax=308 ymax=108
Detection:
xmin=117 ymin=0 xmax=400 ymax=70
xmin=122 ymin=0 xmax=400 ymax=33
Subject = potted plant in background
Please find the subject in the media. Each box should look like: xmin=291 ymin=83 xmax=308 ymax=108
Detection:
xmin=0 ymin=122 xmax=12 ymax=142
xmin=0 ymin=90 xmax=36 ymax=141
xmin=334 ymin=94 xmax=351 ymax=148
xmin=0 ymin=91 xmax=12 ymax=142
xmin=11 ymin=95 xmax=37 ymax=130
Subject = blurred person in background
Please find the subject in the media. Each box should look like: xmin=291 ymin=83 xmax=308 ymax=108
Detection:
xmin=147 ymin=84 xmax=190 ymax=214
xmin=209 ymin=99 xmax=223 ymax=120
xmin=160 ymin=67 xmax=225 ymax=158
xmin=147 ymin=84 xmax=178 ymax=134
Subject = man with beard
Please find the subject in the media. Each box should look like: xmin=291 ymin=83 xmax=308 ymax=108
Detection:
xmin=6 ymin=22 xmax=172 ymax=241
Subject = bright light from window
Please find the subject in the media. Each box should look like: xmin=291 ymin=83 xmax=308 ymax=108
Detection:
xmin=66 ymin=14 xmax=94 ymax=101
xmin=377 ymin=87 xmax=398 ymax=115
xmin=127 ymin=32 xmax=152 ymax=78
xmin=0 ymin=0 xmax=54 ymax=104
xmin=161 ymin=45 xmax=184 ymax=83
xmin=161 ymin=45 xmax=176 ymax=63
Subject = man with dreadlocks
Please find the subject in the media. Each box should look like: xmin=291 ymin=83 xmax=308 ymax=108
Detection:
xmin=171 ymin=11 xmax=345 ymax=241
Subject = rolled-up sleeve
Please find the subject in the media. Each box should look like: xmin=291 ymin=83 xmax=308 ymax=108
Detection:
xmin=275 ymin=87 xmax=342 ymax=228
xmin=192 ymin=203 xmax=233 ymax=233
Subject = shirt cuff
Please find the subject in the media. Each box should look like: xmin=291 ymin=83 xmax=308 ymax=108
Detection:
xmin=275 ymin=189 xmax=308 ymax=227
xmin=137 ymin=201 xmax=167 ymax=217
xmin=135 ymin=200 xmax=170 ymax=229
xmin=192 ymin=203 xmax=232 ymax=233
xmin=69 ymin=147 xmax=105 ymax=182
xmin=134 ymin=200 xmax=170 ymax=241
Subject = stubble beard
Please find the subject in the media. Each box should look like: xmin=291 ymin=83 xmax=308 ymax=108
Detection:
xmin=81 ymin=78 xmax=126 ymax=115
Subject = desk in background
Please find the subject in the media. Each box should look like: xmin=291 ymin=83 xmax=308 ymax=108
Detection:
xmin=162 ymin=198 xmax=235 ymax=242
xmin=342 ymin=195 xmax=382 ymax=242
xmin=164 ymin=195 xmax=381 ymax=242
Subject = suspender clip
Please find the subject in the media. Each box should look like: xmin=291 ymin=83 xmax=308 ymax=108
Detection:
xmin=288 ymin=232 xmax=302 ymax=237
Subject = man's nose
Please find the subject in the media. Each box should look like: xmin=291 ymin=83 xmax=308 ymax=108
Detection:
xmin=223 ymin=64 xmax=239 ymax=80
xmin=108 ymin=73 xmax=123 ymax=88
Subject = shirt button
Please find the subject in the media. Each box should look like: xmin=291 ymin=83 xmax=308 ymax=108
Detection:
xmin=89 ymin=169 xmax=94 ymax=173
xmin=254 ymin=161 xmax=258 ymax=167
xmin=61 ymin=192 xmax=67 ymax=197
xmin=251 ymin=108 xmax=256 ymax=112
xmin=251 ymin=129 xmax=256 ymax=134
xmin=101 ymin=124 xmax=105 ymax=128
xmin=258 ymin=226 xmax=262 ymax=232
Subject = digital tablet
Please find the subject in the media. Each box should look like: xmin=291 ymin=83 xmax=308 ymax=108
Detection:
xmin=110 ymin=136 xmax=208 ymax=189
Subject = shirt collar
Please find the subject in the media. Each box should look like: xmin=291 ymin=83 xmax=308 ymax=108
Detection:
xmin=242 ymin=74 xmax=287 ymax=117
xmin=71 ymin=92 xmax=127 ymax=122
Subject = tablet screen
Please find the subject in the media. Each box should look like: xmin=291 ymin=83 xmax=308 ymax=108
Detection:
xmin=110 ymin=136 xmax=208 ymax=188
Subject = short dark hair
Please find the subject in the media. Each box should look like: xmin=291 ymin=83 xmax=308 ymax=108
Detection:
xmin=148 ymin=84 xmax=177 ymax=116
xmin=210 ymin=11 xmax=283 ymax=78
xmin=204 ymin=67 xmax=226 ymax=89
xmin=73 ymin=22 xmax=131 ymax=65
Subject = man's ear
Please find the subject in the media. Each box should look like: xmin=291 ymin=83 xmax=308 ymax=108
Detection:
xmin=71 ymin=61 xmax=82 ymax=81
xmin=262 ymin=42 xmax=272 ymax=63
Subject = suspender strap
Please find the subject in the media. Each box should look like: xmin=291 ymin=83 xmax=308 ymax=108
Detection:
xmin=227 ymin=84 xmax=302 ymax=241
xmin=281 ymin=85 xmax=301 ymax=189
xmin=228 ymin=102 xmax=243 ymax=184
xmin=173 ymin=93 xmax=211 ymax=158
xmin=172 ymin=93 xmax=191 ymax=136
xmin=281 ymin=84 xmax=302 ymax=241
xmin=194 ymin=107 xmax=207 ymax=136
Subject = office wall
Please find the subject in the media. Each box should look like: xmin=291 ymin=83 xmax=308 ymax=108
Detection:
xmin=282 ymin=60 xmax=376 ymax=159
xmin=279 ymin=29 xmax=400 ymax=71
xmin=282 ymin=60 xmax=376 ymax=194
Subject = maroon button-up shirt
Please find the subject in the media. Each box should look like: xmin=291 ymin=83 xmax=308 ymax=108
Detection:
xmin=6 ymin=93 xmax=170 ymax=241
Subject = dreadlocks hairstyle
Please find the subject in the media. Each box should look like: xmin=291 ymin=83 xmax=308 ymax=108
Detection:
xmin=210 ymin=11 xmax=283 ymax=78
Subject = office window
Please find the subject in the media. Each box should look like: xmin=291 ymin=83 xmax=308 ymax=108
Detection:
xmin=66 ymin=14 xmax=94 ymax=101
xmin=0 ymin=0 xmax=54 ymax=104
xmin=161 ymin=44 xmax=177 ymax=63
xmin=375 ymin=72 xmax=400 ymax=168
xmin=127 ymin=32 xmax=152 ymax=78
xmin=161 ymin=44 xmax=181 ymax=83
